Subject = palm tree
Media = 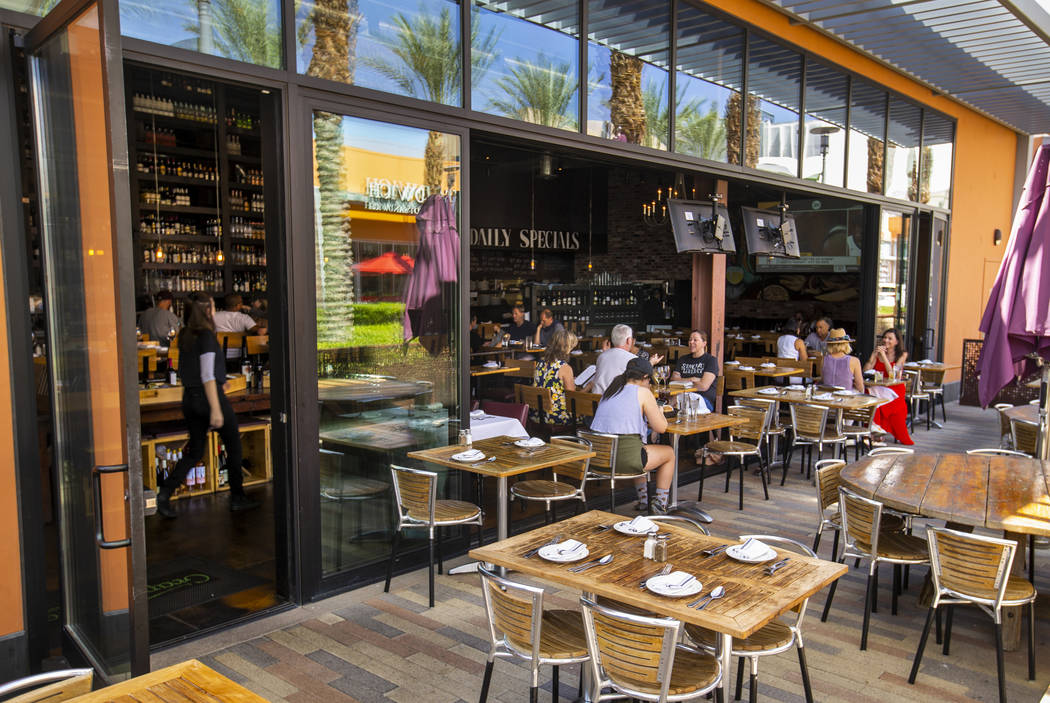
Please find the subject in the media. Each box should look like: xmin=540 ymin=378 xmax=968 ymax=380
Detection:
xmin=677 ymin=103 xmax=728 ymax=161
xmin=726 ymin=92 xmax=760 ymax=167
xmin=182 ymin=0 xmax=282 ymax=67
xmin=608 ymin=51 xmax=646 ymax=144
xmin=363 ymin=3 xmax=498 ymax=190
xmin=490 ymin=57 xmax=577 ymax=130
xmin=306 ymin=0 xmax=358 ymax=346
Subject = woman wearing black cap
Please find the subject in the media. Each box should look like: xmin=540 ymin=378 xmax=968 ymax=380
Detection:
xmin=156 ymin=292 xmax=260 ymax=518
xmin=589 ymin=356 xmax=676 ymax=514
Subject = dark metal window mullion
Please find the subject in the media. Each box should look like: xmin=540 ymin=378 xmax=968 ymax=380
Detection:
xmin=462 ymin=0 xmax=472 ymax=112
xmin=740 ymin=29 xmax=750 ymax=167
xmin=668 ymin=0 xmax=678 ymax=153
xmin=797 ymin=54 xmax=806 ymax=180
xmin=916 ymin=107 xmax=925 ymax=203
xmin=882 ymin=92 xmax=890 ymax=196
xmin=578 ymin=0 xmax=587 ymax=134
xmin=843 ymin=73 xmax=852 ymax=188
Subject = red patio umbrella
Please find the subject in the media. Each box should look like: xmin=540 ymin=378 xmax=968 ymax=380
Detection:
xmin=976 ymin=143 xmax=1050 ymax=457
xmin=352 ymin=251 xmax=415 ymax=274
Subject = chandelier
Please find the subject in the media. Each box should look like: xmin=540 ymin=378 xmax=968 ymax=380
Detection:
xmin=641 ymin=174 xmax=688 ymax=228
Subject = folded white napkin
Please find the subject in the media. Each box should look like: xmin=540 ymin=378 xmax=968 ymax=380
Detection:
xmin=663 ymin=571 xmax=697 ymax=589
xmin=919 ymin=359 xmax=934 ymax=364
xmin=758 ymin=387 xmax=780 ymax=395
xmin=760 ymin=363 xmax=776 ymax=368
xmin=451 ymin=448 xmax=484 ymax=462
xmin=751 ymin=335 xmax=761 ymax=339
xmin=570 ymin=350 xmax=583 ymax=355
xmin=553 ymin=539 xmax=585 ymax=555
xmin=812 ymin=393 xmax=834 ymax=400
xmin=482 ymin=361 xmax=499 ymax=368
xmin=470 ymin=409 xmax=486 ymax=419
xmin=724 ymin=360 xmax=740 ymax=365
xmin=516 ymin=437 xmax=545 ymax=447
xmin=738 ymin=366 xmax=756 ymax=371
xmin=627 ymin=515 xmax=658 ymax=532
xmin=786 ymin=384 xmax=805 ymax=391
xmin=736 ymin=538 xmax=772 ymax=559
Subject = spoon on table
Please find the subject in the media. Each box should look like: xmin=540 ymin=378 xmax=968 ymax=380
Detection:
xmin=470 ymin=456 xmax=497 ymax=467
xmin=570 ymin=554 xmax=613 ymax=572
xmin=689 ymin=585 xmax=726 ymax=609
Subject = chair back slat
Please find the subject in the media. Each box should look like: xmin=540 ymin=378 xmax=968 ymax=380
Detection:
xmin=506 ymin=360 xmax=536 ymax=380
xmin=814 ymin=460 xmax=845 ymax=511
xmin=841 ymin=404 xmax=877 ymax=426
xmin=479 ymin=567 xmax=544 ymax=660
xmin=724 ymin=369 xmax=755 ymax=391
xmin=515 ymin=383 xmax=553 ymax=413
xmin=577 ymin=430 xmax=617 ymax=471
xmin=727 ymin=405 xmax=767 ymax=442
xmin=567 ymin=390 xmax=602 ymax=420
xmin=920 ymin=367 xmax=946 ymax=387
xmin=839 ymin=487 xmax=881 ymax=549
xmin=391 ymin=466 xmax=435 ymax=521
xmin=550 ymin=436 xmax=591 ymax=482
xmin=790 ymin=404 xmax=829 ymax=440
xmin=993 ymin=403 xmax=1013 ymax=447
xmin=1010 ymin=418 xmax=1038 ymax=455
xmin=589 ymin=610 xmax=670 ymax=687
xmin=927 ymin=528 xmax=1015 ymax=605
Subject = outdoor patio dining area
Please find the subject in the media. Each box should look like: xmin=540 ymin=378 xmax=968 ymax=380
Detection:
xmin=153 ymin=401 xmax=1050 ymax=703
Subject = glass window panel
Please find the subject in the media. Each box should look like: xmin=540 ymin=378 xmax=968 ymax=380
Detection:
xmin=587 ymin=0 xmax=670 ymax=148
xmin=675 ymin=4 xmax=744 ymax=163
xmin=876 ymin=209 xmax=912 ymax=339
xmin=885 ymin=97 xmax=921 ymax=201
xmin=921 ymin=111 xmax=954 ymax=208
xmin=847 ymin=80 xmax=886 ymax=193
xmin=296 ymin=0 xmax=462 ymax=105
xmin=802 ymin=61 xmax=847 ymax=187
xmin=748 ymin=36 xmax=801 ymax=175
xmin=120 ymin=0 xmax=283 ymax=68
xmin=311 ymin=112 xmax=462 ymax=577
xmin=472 ymin=0 xmax=579 ymax=130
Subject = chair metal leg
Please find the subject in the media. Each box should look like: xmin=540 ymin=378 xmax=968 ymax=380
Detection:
xmin=436 ymin=527 xmax=444 ymax=575
xmin=935 ymin=607 xmax=942 ymax=645
xmin=908 ymin=607 xmax=936 ymax=684
xmin=699 ymin=452 xmax=707 ymax=501
xmin=821 ymin=575 xmax=838 ymax=622
xmin=759 ymin=454 xmax=770 ymax=501
xmin=942 ymin=604 xmax=953 ymax=655
xmin=427 ymin=532 xmax=436 ymax=608
xmin=860 ymin=570 xmax=875 ymax=650
xmin=726 ymin=456 xmax=733 ymax=493
xmin=479 ymin=659 xmax=495 ymax=703
xmin=797 ymin=644 xmax=814 ymax=703
xmin=552 ymin=665 xmax=559 ymax=702
xmin=994 ymin=622 xmax=1007 ymax=703
xmin=892 ymin=564 xmax=901 ymax=616
xmin=1029 ymin=601 xmax=1037 ymax=680
xmin=738 ymin=458 xmax=745 ymax=510
xmin=830 ymin=530 xmax=840 ymax=564
xmin=871 ymin=565 xmax=879 ymax=614
xmin=384 ymin=529 xmax=402 ymax=593
xmin=812 ymin=527 xmax=822 ymax=554
xmin=735 ymin=656 xmax=745 ymax=701
xmin=1029 ymin=535 xmax=1035 ymax=585
xmin=529 ymin=685 xmax=538 ymax=703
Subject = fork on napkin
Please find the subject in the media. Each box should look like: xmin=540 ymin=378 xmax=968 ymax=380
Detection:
xmin=551 ymin=539 xmax=585 ymax=556
xmin=661 ymin=571 xmax=697 ymax=590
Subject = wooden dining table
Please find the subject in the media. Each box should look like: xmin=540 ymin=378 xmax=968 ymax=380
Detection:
xmin=409 ymin=435 xmax=595 ymax=573
xmin=729 ymin=385 xmax=883 ymax=412
xmin=840 ymin=451 xmax=1050 ymax=649
xmin=66 ymin=659 xmax=266 ymax=702
xmin=470 ymin=509 xmax=846 ymax=703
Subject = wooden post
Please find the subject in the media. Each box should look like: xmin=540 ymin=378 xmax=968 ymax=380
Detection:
xmin=692 ymin=179 xmax=728 ymax=412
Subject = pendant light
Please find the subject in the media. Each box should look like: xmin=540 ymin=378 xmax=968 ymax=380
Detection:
xmin=529 ymin=164 xmax=536 ymax=271
xmin=587 ymin=167 xmax=593 ymax=272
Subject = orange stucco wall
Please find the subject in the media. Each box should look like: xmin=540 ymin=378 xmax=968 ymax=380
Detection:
xmin=0 ymin=217 xmax=26 ymax=638
xmin=708 ymin=0 xmax=1019 ymax=382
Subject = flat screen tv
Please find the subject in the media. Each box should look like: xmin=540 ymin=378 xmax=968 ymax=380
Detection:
xmin=667 ymin=199 xmax=736 ymax=254
xmin=739 ymin=206 xmax=801 ymax=258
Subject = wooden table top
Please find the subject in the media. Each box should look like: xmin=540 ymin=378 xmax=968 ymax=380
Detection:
xmin=840 ymin=453 xmax=1050 ymax=537
xmin=729 ymin=386 xmax=883 ymax=410
xmin=470 ymin=365 xmax=521 ymax=377
xmin=754 ymin=367 xmax=804 ymax=378
xmin=68 ymin=660 xmax=266 ymax=702
xmin=1004 ymin=404 xmax=1040 ymax=424
xmin=408 ymin=435 xmax=595 ymax=479
xmin=866 ymin=379 xmax=906 ymax=389
xmin=903 ymin=362 xmax=961 ymax=372
xmin=317 ymin=377 xmax=433 ymax=403
xmin=664 ymin=412 xmax=748 ymax=436
xmin=470 ymin=510 xmax=846 ymax=639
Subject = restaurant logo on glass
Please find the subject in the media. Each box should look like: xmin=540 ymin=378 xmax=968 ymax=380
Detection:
xmin=470 ymin=227 xmax=581 ymax=251
xmin=364 ymin=178 xmax=431 ymax=214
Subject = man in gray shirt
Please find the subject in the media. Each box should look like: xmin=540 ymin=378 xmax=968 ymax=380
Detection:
xmin=587 ymin=324 xmax=664 ymax=394
xmin=138 ymin=290 xmax=180 ymax=342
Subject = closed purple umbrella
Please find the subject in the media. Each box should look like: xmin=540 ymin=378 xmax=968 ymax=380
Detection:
xmin=976 ymin=143 xmax=1050 ymax=411
xmin=402 ymin=194 xmax=460 ymax=341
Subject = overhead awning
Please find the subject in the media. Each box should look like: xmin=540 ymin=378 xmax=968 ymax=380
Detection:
xmin=761 ymin=0 xmax=1050 ymax=135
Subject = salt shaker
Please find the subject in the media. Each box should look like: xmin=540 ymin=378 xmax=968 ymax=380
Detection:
xmin=643 ymin=533 xmax=657 ymax=560
xmin=459 ymin=429 xmax=472 ymax=447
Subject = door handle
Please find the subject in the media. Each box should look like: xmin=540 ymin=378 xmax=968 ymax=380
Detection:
xmin=92 ymin=464 xmax=131 ymax=550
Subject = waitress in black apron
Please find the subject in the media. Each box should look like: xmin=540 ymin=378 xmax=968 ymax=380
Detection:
xmin=156 ymin=291 xmax=260 ymax=518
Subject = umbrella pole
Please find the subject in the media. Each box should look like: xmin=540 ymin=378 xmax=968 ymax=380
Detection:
xmin=1038 ymin=360 xmax=1050 ymax=461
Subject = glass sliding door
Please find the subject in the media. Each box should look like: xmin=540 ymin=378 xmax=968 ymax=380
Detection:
xmin=310 ymin=111 xmax=462 ymax=579
xmin=26 ymin=0 xmax=145 ymax=678
xmin=875 ymin=208 xmax=913 ymax=340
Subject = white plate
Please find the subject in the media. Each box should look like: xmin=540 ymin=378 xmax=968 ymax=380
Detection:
xmin=538 ymin=544 xmax=589 ymax=563
xmin=760 ymin=363 xmax=777 ymax=368
xmin=724 ymin=360 xmax=740 ymax=365
xmin=451 ymin=450 xmax=485 ymax=462
xmin=834 ymin=390 xmax=859 ymax=396
xmin=514 ymin=438 xmax=546 ymax=448
xmin=738 ymin=366 xmax=756 ymax=371
xmin=614 ymin=520 xmax=659 ymax=536
xmin=757 ymin=388 xmax=780 ymax=395
xmin=725 ymin=544 xmax=777 ymax=563
xmin=646 ymin=574 xmax=703 ymax=597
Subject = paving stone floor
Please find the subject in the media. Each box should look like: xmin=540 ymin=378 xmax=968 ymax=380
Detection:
xmin=154 ymin=402 xmax=1050 ymax=702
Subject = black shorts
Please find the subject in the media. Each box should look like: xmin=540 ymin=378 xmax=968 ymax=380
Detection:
xmin=640 ymin=446 xmax=648 ymax=467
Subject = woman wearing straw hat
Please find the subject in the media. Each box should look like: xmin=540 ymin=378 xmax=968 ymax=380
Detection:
xmin=821 ymin=329 xmax=865 ymax=391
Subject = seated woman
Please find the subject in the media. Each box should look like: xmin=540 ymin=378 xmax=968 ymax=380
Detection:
xmin=531 ymin=329 xmax=577 ymax=429
xmin=671 ymin=330 xmax=718 ymax=412
xmin=863 ymin=328 xmax=914 ymax=445
xmin=589 ymin=357 xmax=676 ymax=514
xmin=820 ymin=328 xmax=864 ymax=391
xmin=776 ymin=323 xmax=809 ymax=362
